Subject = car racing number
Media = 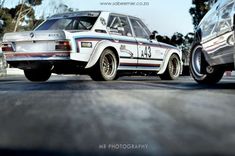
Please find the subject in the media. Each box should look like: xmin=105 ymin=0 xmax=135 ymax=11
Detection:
xmin=141 ymin=46 xmax=151 ymax=58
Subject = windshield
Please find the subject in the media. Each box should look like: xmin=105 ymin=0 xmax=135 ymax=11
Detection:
xmin=36 ymin=16 xmax=98 ymax=31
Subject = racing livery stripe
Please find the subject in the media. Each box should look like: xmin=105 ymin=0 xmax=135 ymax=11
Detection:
xmin=120 ymin=56 xmax=163 ymax=61
xmin=74 ymin=36 xmax=177 ymax=49
xmin=75 ymin=37 xmax=137 ymax=45
xmin=120 ymin=62 xmax=160 ymax=67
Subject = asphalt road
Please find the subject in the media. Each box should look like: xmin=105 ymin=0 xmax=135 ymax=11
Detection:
xmin=0 ymin=75 xmax=235 ymax=156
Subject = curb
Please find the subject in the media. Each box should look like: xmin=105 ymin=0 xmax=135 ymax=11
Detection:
xmin=7 ymin=68 xmax=24 ymax=75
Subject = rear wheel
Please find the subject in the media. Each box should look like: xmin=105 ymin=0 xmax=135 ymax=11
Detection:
xmin=190 ymin=44 xmax=224 ymax=84
xmin=24 ymin=69 xmax=51 ymax=82
xmin=159 ymin=54 xmax=181 ymax=80
xmin=89 ymin=49 xmax=118 ymax=81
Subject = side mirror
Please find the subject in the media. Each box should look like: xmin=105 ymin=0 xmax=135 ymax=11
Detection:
xmin=150 ymin=31 xmax=158 ymax=40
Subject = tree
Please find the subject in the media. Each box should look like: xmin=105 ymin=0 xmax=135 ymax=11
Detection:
xmin=189 ymin=0 xmax=210 ymax=29
xmin=0 ymin=19 xmax=3 ymax=29
xmin=156 ymin=35 xmax=172 ymax=45
xmin=181 ymin=33 xmax=194 ymax=65
xmin=0 ymin=0 xmax=43 ymax=37
xmin=0 ymin=0 xmax=5 ymax=9
xmin=50 ymin=2 xmax=79 ymax=15
xmin=13 ymin=0 xmax=43 ymax=32
xmin=171 ymin=32 xmax=184 ymax=47
xmin=0 ymin=8 xmax=15 ymax=36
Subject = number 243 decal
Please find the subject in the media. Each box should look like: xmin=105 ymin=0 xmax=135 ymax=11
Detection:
xmin=141 ymin=46 xmax=151 ymax=58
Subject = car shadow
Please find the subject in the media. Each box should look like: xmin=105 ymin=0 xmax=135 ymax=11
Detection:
xmin=0 ymin=76 xmax=235 ymax=91
xmin=0 ymin=148 xmax=150 ymax=156
xmin=0 ymin=148 xmax=231 ymax=156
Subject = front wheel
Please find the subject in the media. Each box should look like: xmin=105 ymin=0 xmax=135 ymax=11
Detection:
xmin=159 ymin=54 xmax=181 ymax=80
xmin=189 ymin=44 xmax=224 ymax=84
xmin=24 ymin=69 xmax=51 ymax=82
xmin=89 ymin=49 xmax=118 ymax=81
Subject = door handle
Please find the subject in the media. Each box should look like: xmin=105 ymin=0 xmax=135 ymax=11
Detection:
xmin=114 ymin=39 xmax=119 ymax=43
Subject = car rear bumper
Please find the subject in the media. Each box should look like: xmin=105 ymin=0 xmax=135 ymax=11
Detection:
xmin=4 ymin=51 xmax=71 ymax=61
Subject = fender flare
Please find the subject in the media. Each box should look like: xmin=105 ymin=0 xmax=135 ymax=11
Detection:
xmin=157 ymin=49 xmax=183 ymax=75
xmin=85 ymin=40 xmax=119 ymax=69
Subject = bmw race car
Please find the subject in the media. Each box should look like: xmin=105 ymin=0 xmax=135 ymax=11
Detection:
xmin=190 ymin=0 xmax=235 ymax=84
xmin=2 ymin=11 xmax=182 ymax=82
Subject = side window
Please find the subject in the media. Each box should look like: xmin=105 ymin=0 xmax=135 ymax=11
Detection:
xmin=50 ymin=19 xmax=72 ymax=30
xmin=130 ymin=18 xmax=150 ymax=39
xmin=201 ymin=11 xmax=218 ymax=39
xmin=218 ymin=0 xmax=233 ymax=10
xmin=107 ymin=15 xmax=132 ymax=37
xmin=214 ymin=2 xmax=234 ymax=34
xmin=119 ymin=17 xmax=132 ymax=37
xmin=107 ymin=16 xmax=120 ymax=30
xmin=138 ymin=20 xmax=151 ymax=36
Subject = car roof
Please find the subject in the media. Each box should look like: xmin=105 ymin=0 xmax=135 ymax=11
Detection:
xmin=48 ymin=11 xmax=101 ymax=19
xmin=48 ymin=10 xmax=141 ymax=20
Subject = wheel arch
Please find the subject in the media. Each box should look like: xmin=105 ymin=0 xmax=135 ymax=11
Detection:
xmin=85 ymin=40 xmax=120 ymax=69
xmin=189 ymin=43 xmax=225 ymax=84
xmin=158 ymin=49 xmax=182 ymax=75
xmin=105 ymin=46 xmax=120 ymax=66
xmin=189 ymin=42 xmax=210 ymax=75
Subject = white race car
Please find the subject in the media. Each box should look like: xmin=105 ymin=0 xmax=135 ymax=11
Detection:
xmin=2 ymin=11 xmax=182 ymax=82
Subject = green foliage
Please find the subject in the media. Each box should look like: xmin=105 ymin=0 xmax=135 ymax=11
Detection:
xmin=12 ymin=3 xmax=36 ymax=31
xmin=0 ymin=8 xmax=14 ymax=36
xmin=189 ymin=0 xmax=210 ymax=29
xmin=0 ymin=0 xmax=44 ymax=37
xmin=157 ymin=32 xmax=194 ymax=50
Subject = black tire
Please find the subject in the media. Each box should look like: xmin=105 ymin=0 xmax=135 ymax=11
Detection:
xmin=89 ymin=49 xmax=118 ymax=81
xmin=159 ymin=54 xmax=181 ymax=80
xmin=24 ymin=69 xmax=51 ymax=82
xmin=114 ymin=73 xmax=120 ymax=80
xmin=189 ymin=44 xmax=224 ymax=84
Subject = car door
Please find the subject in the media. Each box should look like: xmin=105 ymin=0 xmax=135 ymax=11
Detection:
xmin=129 ymin=17 xmax=164 ymax=70
xmin=107 ymin=14 xmax=138 ymax=70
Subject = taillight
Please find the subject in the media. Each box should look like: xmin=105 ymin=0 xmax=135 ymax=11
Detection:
xmin=2 ymin=43 xmax=14 ymax=52
xmin=55 ymin=40 xmax=71 ymax=51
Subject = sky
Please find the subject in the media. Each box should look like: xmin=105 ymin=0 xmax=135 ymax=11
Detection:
xmin=4 ymin=0 xmax=194 ymax=36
